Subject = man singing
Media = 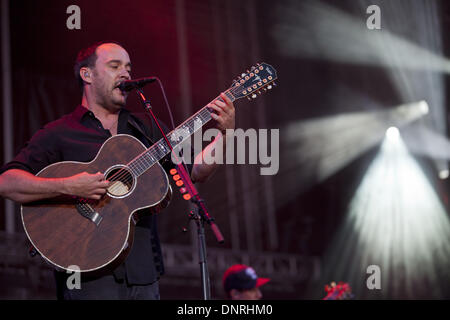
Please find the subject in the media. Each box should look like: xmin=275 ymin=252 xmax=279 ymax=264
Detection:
xmin=0 ymin=41 xmax=235 ymax=299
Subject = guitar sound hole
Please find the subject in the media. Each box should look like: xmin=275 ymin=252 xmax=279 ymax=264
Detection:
xmin=105 ymin=166 xmax=135 ymax=198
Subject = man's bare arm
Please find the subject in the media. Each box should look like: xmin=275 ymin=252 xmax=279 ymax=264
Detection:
xmin=191 ymin=92 xmax=235 ymax=183
xmin=191 ymin=131 xmax=229 ymax=183
xmin=0 ymin=169 xmax=110 ymax=203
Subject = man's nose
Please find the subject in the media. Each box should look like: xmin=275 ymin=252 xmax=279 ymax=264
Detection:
xmin=120 ymin=68 xmax=131 ymax=80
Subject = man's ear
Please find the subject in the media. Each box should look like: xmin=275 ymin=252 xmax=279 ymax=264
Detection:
xmin=80 ymin=67 xmax=92 ymax=84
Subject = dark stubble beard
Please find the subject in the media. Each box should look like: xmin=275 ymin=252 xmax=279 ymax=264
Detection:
xmin=94 ymin=81 xmax=126 ymax=112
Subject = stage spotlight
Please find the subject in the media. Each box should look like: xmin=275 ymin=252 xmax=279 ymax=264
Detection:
xmin=316 ymin=131 xmax=450 ymax=299
xmin=419 ymin=101 xmax=429 ymax=115
xmin=385 ymin=127 xmax=399 ymax=141
xmin=278 ymin=100 xmax=431 ymax=207
xmin=439 ymin=169 xmax=449 ymax=180
xmin=273 ymin=0 xmax=447 ymax=176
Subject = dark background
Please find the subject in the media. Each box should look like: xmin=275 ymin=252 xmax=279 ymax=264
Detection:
xmin=1 ymin=0 xmax=450 ymax=300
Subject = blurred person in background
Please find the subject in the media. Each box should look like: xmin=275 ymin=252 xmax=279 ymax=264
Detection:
xmin=222 ymin=264 xmax=270 ymax=300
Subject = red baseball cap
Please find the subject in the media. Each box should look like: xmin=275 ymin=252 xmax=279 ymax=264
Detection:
xmin=223 ymin=264 xmax=270 ymax=293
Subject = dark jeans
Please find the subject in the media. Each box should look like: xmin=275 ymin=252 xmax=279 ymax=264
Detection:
xmin=55 ymin=272 xmax=160 ymax=300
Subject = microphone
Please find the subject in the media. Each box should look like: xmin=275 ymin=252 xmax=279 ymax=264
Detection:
xmin=118 ymin=77 xmax=157 ymax=92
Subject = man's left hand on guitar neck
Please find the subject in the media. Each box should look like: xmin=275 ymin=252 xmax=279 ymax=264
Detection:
xmin=208 ymin=92 xmax=236 ymax=134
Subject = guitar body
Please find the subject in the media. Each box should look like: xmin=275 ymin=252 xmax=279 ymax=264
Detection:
xmin=21 ymin=134 xmax=171 ymax=274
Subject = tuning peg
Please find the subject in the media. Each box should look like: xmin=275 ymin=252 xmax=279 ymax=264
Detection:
xmin=251 ymin=66 xmax=256 ymax=71
xmin=247 ymin=96 xmax=252 ymax=101
xmin=257 ymin=90 xmax=261 ymax=95
xmin=263 ymin=88 xmax=267 ymax=92
xmin=251 ymin=93 xmax=257 ymax=99
xmin=241 ymin=73 xmax=246 ymax=77
xmin=272 ymin=82 xmax=276 ymax=86
xmin=267 ymin=85 xmax=272 ymax=90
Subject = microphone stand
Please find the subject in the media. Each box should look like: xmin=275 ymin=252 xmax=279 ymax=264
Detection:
xmin=135 ymin=87 xmax=224 ymax=300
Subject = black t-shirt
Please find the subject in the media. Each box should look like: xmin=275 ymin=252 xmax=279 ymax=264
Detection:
xmin=0 ymin=104 xmax=188 ymax=285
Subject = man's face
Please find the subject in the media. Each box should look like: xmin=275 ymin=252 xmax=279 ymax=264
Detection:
xmin=90 ymin=43 xmax=132 ymax=111
xmin=231 ymin=287 xmax=263 ymax=300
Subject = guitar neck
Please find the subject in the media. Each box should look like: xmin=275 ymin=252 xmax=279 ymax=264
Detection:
xmin=124 ymin=62 xmax=278 ymax=176
xmin=128 ymin=90 xmax=236 ymax=176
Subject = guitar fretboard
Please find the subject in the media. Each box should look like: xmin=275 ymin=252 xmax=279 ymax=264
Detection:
xmin=128 ymin=90 xmax=235 ymax=177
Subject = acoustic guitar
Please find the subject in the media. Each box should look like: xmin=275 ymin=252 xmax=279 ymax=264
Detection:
xmin=21 ymin=63 xmax=277 ymax=274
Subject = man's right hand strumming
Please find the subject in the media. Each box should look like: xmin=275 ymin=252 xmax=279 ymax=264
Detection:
xmin=62 ymin=172 xmax=110 ymax=200
xmin=0 ymin=169 xmax=110 ymax=203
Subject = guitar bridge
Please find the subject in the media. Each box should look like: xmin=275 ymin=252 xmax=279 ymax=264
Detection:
xmin=76 ymin=200 xmax=103 ymax=226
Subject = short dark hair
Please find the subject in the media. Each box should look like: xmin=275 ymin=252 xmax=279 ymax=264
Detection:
xmin=74 ymin=40 xmax=123 ymax=89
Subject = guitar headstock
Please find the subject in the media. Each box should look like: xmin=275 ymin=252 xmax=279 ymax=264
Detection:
xmin=229 ymin=63 xmax=277 ymax=101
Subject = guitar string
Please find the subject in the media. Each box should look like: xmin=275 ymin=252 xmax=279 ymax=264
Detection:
xmin=105 ymin=120 xmax=197 ymax=189
xmin=73 ymin=74 xmax=274 ymax=200
xmin=83 ymin=80 xmax=272 ymax=197
xmin=106 ymin=138 xmax=172 ymax=189
xmin=100 ymin=83 xmax=263 ymax=192
xmin=105 ymin=133 xmax=185 ymax=193
xmin=104 ymin=83 xmax=258 ymax=187
xmin=104 ymin=88 xmax=246 ymax=191
xmin=105 ymin=112 xmax=208 ymax=190
xmin=79 ymin=74 xmax=275 ymax=198
xmin=105 ymin=105 xmax=213 ymax=187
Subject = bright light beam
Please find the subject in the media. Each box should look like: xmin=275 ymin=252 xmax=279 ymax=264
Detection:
xmin=277 ymin=101 xmax=428 ymax=207
xmin=314 ymin=131 xmax=450 ymax=299
xmin=401 ymin=124 xmax=450 ymax=162
xmin=273 ymin=0 xmax=448 ymax=177
xmin=272 ymin=0 xmax=450 ymax=73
